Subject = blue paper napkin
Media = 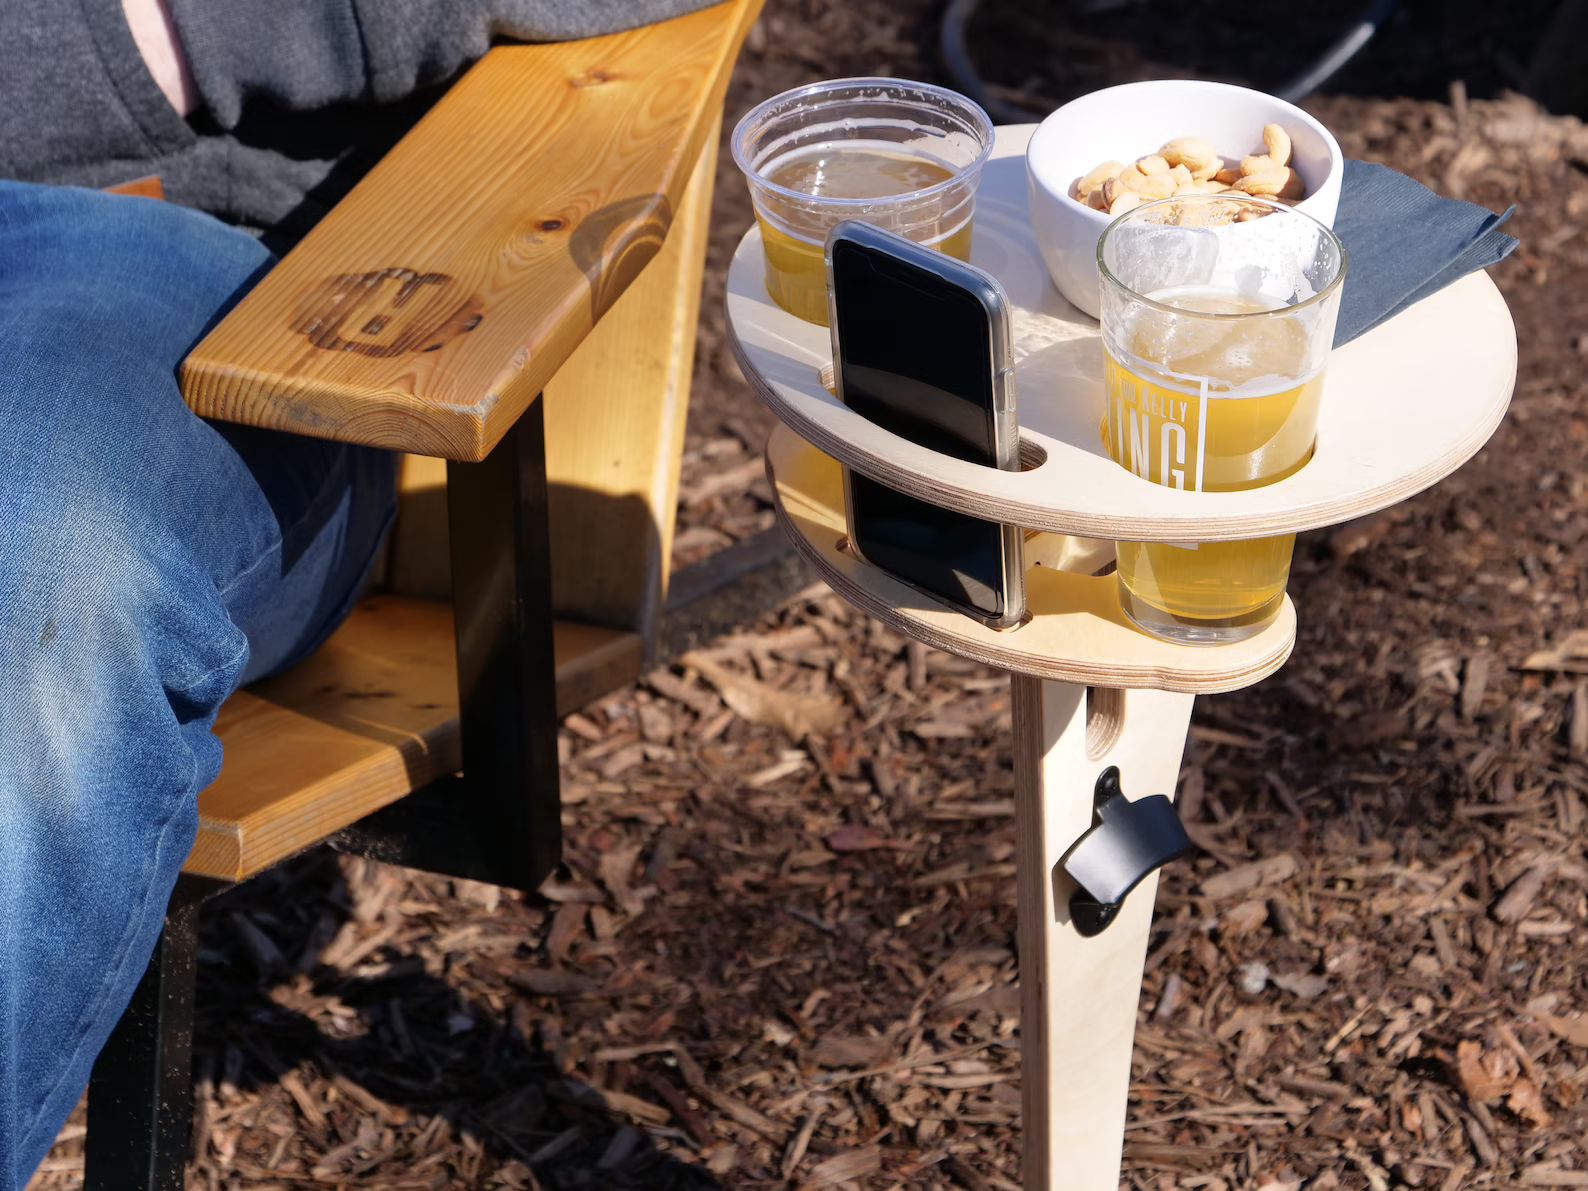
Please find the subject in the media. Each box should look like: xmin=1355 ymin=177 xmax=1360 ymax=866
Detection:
xmin=1332 ymin=159 xmax=1518 ymax=345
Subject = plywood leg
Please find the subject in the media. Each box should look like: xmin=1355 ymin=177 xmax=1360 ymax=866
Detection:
xmin=1011 ymin=677 xmax=1195 ymax=1190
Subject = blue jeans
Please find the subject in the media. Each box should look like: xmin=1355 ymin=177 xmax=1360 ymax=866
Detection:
xmin=0 ymin=182 xmax=397 ymax=1189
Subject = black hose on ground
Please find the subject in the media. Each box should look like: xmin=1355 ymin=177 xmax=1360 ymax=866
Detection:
xmin=1274 ymin=0 xmax=1403 ymax=102
xmin=939 ymin=0 xmax=1405 ymax=116
xmin=938 ymin=0 xmax=1040 ymax=123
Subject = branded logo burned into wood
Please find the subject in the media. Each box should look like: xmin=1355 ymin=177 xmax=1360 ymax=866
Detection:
xmin=292 ymin=268 xmax=484 ymax=357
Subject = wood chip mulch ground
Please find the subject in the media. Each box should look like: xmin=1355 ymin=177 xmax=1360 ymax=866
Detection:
xmin=30 ymin=1 xmax=1588 ymax=1187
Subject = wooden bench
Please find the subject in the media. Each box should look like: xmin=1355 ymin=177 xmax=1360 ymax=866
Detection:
xmin=81 ymin=3 xmax=764 ymax=1186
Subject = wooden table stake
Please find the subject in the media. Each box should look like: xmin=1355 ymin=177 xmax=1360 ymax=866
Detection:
xmin=1013 ymin=680 xmax=1193 ymax=1187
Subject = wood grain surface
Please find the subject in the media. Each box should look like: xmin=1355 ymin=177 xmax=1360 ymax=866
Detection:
xmin=185 ymin=598 xmax=642 ymax=882
xmin=730 ymin=124 xmax=1518 ymax=542
xmin=766 ymin=426 xmax=1294 ymax=692
xmin=1012 ymin=679 xmax=1196 ymax=1190
xmin=181 ymin=0 xmax=761 ymax=461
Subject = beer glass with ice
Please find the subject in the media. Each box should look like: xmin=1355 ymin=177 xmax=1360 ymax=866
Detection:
xmin=1097 ymin=194 xmax=1346 ymax=644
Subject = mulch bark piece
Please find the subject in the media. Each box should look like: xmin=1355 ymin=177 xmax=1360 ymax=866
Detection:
xmin=28 ymin=2 xmax=1588 ymax=1187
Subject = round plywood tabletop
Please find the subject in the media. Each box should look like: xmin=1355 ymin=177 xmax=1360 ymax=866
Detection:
xmin=766 ymin=426 xmax=1296 ymax=691
xmin=729 ymin=124 xmax=1517 ymax=543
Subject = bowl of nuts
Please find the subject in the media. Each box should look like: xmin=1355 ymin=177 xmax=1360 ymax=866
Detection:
xmin=1025 ymin=80 xmax=1343 ymax=318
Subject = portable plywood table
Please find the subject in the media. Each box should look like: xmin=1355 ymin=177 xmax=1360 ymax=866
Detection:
xmin=726 ymin=125 xmax=1517 ymax=1188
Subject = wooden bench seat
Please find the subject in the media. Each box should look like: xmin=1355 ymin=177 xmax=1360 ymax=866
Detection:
xmin=188 ymin=600 xmax=642 ymax=882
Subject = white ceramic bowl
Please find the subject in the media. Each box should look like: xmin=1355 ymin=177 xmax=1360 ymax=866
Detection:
xmin=1026 ymin=80 xmax=1343 ymax=319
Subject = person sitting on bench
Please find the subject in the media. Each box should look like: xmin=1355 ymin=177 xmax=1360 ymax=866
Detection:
xmin=0 ymin=1 xmax=713 ymax=1185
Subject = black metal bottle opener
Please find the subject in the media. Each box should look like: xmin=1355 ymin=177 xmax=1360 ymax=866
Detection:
xmin=1062 ymin=766 xmax=1193 ymax=937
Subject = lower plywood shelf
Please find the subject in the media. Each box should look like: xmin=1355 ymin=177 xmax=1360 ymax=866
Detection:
xmin=766 ymin=425 xmax=1294 ymax=694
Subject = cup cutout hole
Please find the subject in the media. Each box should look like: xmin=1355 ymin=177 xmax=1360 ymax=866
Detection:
xmin=818 ymin=360 xmax=1047 ymax=477
xmin=1086 ymin=686 xmax=1125 ymax=761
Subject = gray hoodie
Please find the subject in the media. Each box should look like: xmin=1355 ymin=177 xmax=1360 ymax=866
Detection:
xmin=2 ymin=0 xmax=715 ymax=236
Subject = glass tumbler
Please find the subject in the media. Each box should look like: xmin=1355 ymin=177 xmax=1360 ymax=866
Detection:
xmin=1097 ymin=194 xmax=1347 ymax=645
xmin=731 ymin=77 xmax=994 ymax=325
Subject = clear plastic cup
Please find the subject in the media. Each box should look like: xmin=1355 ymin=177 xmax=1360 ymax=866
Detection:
xmin=731 ymin=77 xmax=995 ymax=325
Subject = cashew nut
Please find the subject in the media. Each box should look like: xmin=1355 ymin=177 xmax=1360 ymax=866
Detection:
xmin=1068 ymin=126 xmax=1306 ymax=210
xmin=1116 ymin=167 xmax=1175 ymax=200
xmin=1073 ymin=160 xmax=1125 ymax=203
xmin=1108 ymin=190 xmax=1143 ymax=216
xmin=1176 ymin=196 xmax=1244 ymax=227
xmin=1234 ymin=167 xmax=1304 ymax=199
xmin=1233 ymin=170 xmax=1285 ymax=197
xmin=1160 ymin=136 xmax=1221 ymax=180
xmin=1262 ymin=123 xmax=1292 ymax=168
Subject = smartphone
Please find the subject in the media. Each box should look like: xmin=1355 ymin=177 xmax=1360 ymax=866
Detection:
xmin=825 ymin=221 xmax=1025 ymax=629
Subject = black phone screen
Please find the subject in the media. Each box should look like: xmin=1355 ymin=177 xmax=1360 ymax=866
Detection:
xmin=830 ymin=238 xmax=1008 ymax=618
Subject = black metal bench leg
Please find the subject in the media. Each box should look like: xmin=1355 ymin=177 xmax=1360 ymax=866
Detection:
xmin=442 ymin=400 xmax=563 ymax=891
xmin=324 ymin=400 xmax=565 ymax=892
xmin=85 ymin=886 xmax=202 ymax=1191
